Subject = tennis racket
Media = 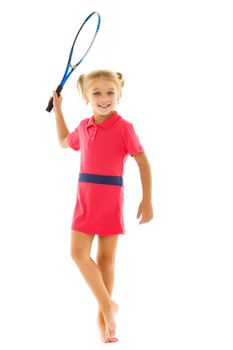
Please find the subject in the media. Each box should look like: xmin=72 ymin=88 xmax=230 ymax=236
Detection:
xmin=46 ymin=11 xmax=101 ymax=112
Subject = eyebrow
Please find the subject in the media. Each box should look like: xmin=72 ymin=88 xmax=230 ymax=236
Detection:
xmin=92 ymin=87 xmax=116 ymax=91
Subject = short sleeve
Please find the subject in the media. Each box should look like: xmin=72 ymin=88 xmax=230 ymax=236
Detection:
xmin=67 ymin=122 xmax=81 ymax=151
xmin=123 ymin=122 xmax=144 ymax=156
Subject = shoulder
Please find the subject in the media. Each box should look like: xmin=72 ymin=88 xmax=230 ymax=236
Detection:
xmin=116 ymin=114 xmax=135 ymax=130
xmin=117 ymin=115 xmax=139 ymax=137
xmin=73 ymin=117 xmax=89 ymax=130
xmin=80 ymin=117 xmax=89 ymax=126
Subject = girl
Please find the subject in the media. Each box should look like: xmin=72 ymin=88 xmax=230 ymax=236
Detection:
xmin=52 ymin=70 xmax=153 ymax=343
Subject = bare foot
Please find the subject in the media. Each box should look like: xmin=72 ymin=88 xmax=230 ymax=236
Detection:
xmin=101 ymin=300 xmax=119 ymax=339
xmin=97 ymin=310 xmax=119 ymax=343
xmin=103 ymin=336 xmax=119 ymax=343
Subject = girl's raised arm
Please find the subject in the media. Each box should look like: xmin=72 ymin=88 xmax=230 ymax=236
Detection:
xmin=53 ymin=91 xmax=70 ymax=148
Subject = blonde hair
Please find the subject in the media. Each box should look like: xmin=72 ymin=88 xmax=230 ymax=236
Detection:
xmin=77 ymin=69 xmax=124 ymax=99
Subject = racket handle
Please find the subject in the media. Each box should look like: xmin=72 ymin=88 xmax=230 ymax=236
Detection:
xmin=46 ymin=84 xmax=63 ymax=112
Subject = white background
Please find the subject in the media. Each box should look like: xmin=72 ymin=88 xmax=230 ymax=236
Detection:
xmin=0 ymin=0 xmax=233 ymax=349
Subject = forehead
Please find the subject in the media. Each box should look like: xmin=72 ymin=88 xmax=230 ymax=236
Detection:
xmin=88 ymin=78 xmax=118 ymax=91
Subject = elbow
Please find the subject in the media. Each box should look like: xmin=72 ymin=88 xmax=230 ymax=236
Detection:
xmin=60 ymin=137 xmax=69 ymax=148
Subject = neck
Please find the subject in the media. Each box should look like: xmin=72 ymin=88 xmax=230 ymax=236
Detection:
xmin=94 ymin=111 xmax=115 ymax=124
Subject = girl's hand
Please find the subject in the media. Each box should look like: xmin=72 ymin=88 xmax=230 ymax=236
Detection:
xmin=52 ymin=91 xmax=63 ymax=114
xmin=136 ymin=200 xmax=153 ymax=224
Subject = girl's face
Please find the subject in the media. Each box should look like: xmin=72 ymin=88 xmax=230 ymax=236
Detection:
xmin=85 ymin=78 xmax=120 ymax=118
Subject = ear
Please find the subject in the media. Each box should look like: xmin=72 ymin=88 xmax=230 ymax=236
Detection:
xmin=83 ymin=91 xmax=89 ymax=104
xmin=117 ymin=90 xmax=122 ymax=102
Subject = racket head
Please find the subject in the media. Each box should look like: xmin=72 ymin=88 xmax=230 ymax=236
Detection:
xmin=61 ymin=11 xmax=101 ymax=86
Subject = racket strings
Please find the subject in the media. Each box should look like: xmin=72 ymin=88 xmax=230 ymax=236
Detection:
xmin=72 ymin=32 xmax=98 ymax=68
xmin=70 ymin=14 xmax=100 ymax=69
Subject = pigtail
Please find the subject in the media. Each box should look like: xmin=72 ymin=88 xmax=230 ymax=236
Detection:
xmin=77 ymin=74 xmax=86 ymax=94
xmin=116 ymin=72 xmax=124 ymax=88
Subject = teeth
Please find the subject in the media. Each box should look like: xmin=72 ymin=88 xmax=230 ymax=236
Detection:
xmin=99 ymin=104 xmax=110 ymax=108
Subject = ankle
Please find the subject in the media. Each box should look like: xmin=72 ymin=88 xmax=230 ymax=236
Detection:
xmin=101 ymin=300 xmax=112 ymax=312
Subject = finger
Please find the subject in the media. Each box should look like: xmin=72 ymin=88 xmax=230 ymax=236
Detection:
xmin=136 ymin=206 xmax=142 ymax=218
xmin=53 ymin=90 xmax=60 ymax=98
xmin=139 ymin=215 xmax=152 ymax=224
xmin=139 ymin=216 xmax=146 ymax=224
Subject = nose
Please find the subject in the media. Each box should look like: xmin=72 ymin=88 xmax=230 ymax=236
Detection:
xmin=99 ymin=97 xmax=109 ymax=104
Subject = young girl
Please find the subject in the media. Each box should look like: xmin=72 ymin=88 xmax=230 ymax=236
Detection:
xmin=52 ymin=70 xmax=153 ymax=343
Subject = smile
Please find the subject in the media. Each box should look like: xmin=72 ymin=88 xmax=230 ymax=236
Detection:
xmin=98 ymin=104 xmax=111 ymax=108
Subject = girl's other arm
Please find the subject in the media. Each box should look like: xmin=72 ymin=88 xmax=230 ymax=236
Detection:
xmin=52 ymin=91 xmax=70 ymax=148
xmin=133 ymin=152 xmax=153 ymax=224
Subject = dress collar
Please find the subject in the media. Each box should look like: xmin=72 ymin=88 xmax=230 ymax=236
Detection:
xmin=86 ymin=111 xmax=121 ymax=129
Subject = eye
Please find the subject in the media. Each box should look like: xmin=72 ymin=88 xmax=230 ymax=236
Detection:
xmin=93 ymin=92 xmax=100 ymax=96
xmin=108 ymin=91 xmax=115 ymax=95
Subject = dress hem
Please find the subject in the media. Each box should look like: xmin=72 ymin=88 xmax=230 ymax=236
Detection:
xmin=70 ymin=226 xmax=125 ymax=236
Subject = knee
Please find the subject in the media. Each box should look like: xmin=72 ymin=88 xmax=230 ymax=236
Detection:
xmin=97 ymin=254 xmax=115 ymax=271
xmin=71 ymin=248 xmax=89 ymax=263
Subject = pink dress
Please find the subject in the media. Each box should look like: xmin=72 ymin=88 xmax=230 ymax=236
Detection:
xmin=67 ymin=111 xmax=144 ymax=235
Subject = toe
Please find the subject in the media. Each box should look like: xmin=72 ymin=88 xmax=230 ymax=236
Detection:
xmin=102 ymin=336 xmax=118 ymax=343
xmin=109 ymin=336 xmax=118 ymax=342
xmin=102 ymin=337 xmax=110 ymax=343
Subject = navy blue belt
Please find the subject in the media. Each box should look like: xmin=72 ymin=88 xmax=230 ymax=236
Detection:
xmin=78 ymin=173 xmax=123 ymax=186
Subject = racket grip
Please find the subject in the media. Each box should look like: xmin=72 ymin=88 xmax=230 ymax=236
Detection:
xmin=46 ymin=84 xmax=63 ymax=112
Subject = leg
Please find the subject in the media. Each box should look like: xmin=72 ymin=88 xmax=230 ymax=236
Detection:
xmin=96 ymin=234 xmax=119 ymax=342
xmin=96 ymin=234 xmax=119 ymax=295
xmin=70 ymin=230 xmax=118 ymax=338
